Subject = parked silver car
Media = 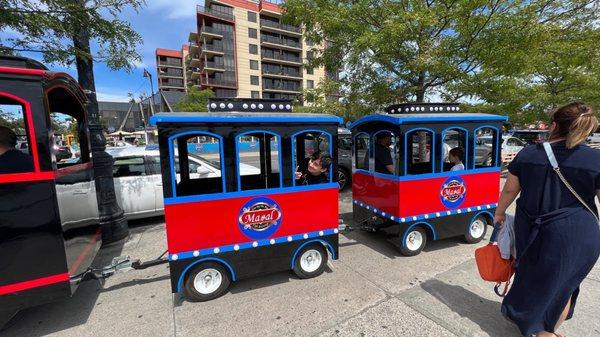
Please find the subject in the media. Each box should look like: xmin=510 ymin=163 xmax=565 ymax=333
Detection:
xmin=106 ymin=147 xmax=259 ymax=220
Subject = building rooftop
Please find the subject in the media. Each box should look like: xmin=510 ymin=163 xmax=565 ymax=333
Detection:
xmin=155 ymin=48 xmax=183 ymax=58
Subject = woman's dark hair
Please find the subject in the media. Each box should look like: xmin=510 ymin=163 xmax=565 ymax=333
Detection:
xmin=449 ymin=147 xmax=464 ymax=161
xmin=311 ymin=151 xmax=332 ymax=169
xmin=549 ymin=102 xmax=599 ymax=149
xmin=0 ymin=126 xmax=17 ymax=148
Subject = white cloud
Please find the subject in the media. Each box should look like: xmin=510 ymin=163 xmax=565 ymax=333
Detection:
xmin=147 ymin=0 xmax=199 ymax=19
xmin=132 ymin=59 xmax=146 ymax=69
xmin=96 ymin=87 xmax=132 ymax=102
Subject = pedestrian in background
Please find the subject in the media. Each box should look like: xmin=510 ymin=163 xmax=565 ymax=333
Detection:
xmin=493 ymin=102 xmax=600 ymax=337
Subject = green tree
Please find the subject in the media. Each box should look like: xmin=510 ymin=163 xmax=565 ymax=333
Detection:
xmin=175 ymin=87 xmax=215 ymax=112
xmin=284 ymin=0 xmax=600 ymax=120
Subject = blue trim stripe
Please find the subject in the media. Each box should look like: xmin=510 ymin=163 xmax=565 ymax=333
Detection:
xmin=353 ymin=199 xmax=498 ymax=226
xmin=349 ymin=114 xmax=508 ymax=129
xmin=164 ymin=183 xmax=338 ymax=205
xmin=168 ymin=228 xmax=340 ymax=262
xmin=354 ymin=166 xmax=500 ymax=182
xmin=150 ymin=114 xmax=344 ymax=126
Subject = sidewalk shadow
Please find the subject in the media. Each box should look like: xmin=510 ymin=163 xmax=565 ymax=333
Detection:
xmin=0 ymin=241 xmax=126 ymax=337
xmin=419 ymin=279 xmax=521 ymax=337
xmin=340 ymin=229 xmax=400 ymax=259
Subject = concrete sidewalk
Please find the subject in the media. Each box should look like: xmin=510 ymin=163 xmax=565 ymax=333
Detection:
xmin=1 ymin=191 xmax=598 ymax=337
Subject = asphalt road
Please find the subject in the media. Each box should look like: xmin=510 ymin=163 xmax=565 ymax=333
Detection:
xmin=1 ymin=188 xmax=599 ymax=337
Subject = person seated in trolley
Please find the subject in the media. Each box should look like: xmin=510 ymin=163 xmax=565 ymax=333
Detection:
xmin=295 ymin=151 xmax=331 ymax=185
xmin=449 ymin=147 xmax=465 ymax=171
xmin=0 ymin=126 xmax=34 ymax=174
xmin=374 ymin=132 xmax=394 ymax=174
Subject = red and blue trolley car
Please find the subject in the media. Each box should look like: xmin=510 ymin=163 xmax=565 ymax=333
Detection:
xmin=351 ymin=103 xmax=507 ymax=256
xmin=0 ymin=57 xmax=101 ymax=325
xmin=149 ymin=99 xmax=341 ymax=301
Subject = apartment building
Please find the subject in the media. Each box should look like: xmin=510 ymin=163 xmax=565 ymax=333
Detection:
xmin=155 ymin=0 xmax=330 ymax=104
xmin=155 ymin=48 xmax=186 ymax=92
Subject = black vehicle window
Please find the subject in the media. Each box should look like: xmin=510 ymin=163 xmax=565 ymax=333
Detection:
xmin=294 ymin=131 xmax=332 ymax=185
xmin=0 ymin=99 xmax=34 ymax=174
xmin=354 ymin=133 xmax=370 ymax=171
xmin=237 ymin=132 xmax=281 ymax=191
xmin=406 ymin=130 xmax=433 ymax=175
xmin=474 ymin=127 xmax=498 ymax=168
xmin=373 ymin=131 xmax=397 ymax=175
xmin=338 ymin=135 xmax=351 ymax=151
xmin=172 ymin=134 xmax=223 ymax=196
xmin=113 ymin=157 xmax=145 ymax=177
xmin=442 ymin=128 xmax=467 ymax=172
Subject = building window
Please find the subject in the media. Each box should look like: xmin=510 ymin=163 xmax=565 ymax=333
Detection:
xmin=306 ymin=67 xmax=314 ymax=75
xmin=307 ymin=51 xmax=314 ymax=60
xmin=249 ymin=44 xmax=258 ymax=54
xmin=248 ymin=28 xmax=257 ymax=39
xmin=307 ymin=80 xmax=314 ymax=89
xmin=250 ymin=60 xmax=259 ymax=70
xmin=248 ymin=11 xmax=257 ymax=22
xmin=251 ymin=91 xmax=260 ymax=98
xmin=251 ymin=75 xmax=259 ymax=85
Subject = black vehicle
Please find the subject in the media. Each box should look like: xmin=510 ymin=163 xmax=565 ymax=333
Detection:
xmin=510 ymin=130 xmax=549 ymax=145
xmin=54 ymin=145 xmax=73 ymax=161
xmin=337 ymin=128 xmax=352 ymax=190
xmin=0 ymin=57 xmax=101 ymax=327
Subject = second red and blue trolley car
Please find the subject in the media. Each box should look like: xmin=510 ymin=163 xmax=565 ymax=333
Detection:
xmin=150 ymin=99 xmax=342 ymax=301
xmin=351 ymin=103 xmax=507 ymax=256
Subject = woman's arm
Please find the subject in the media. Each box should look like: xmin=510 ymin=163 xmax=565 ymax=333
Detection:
xmin=493 ymin=173 xmax=521 ymax=225
xmin=596 ymin=190 xmax=600 ymax=203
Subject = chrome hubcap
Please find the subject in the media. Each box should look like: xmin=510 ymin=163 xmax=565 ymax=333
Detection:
xmin=194 ymin=268 xmax=222 ymax=294
xmin=406 ymin=231 xmax=423 ymax=251
xmin=300 ymin=249 xmax=322 ymax=273
xmin=338 ymin=170 xmax=347 ymax=189
xmin=470 ymin=219 xmax=485 ymax=238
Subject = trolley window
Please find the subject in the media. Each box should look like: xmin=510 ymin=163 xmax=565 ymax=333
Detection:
xmin=237 ymin=131 xmax=282 ymax=191
xmin=442 ymin=128 xmax=467 ymax=172
xmin=474 ymin=127 xmax=498 ymax=168
xmin=171 ymin=133 xmax=224 ymax=197
xmin=293 ymin=131 xmax=332 ymax=186
xmin=406 ymin=129 xmax=434 ymax=175
xmin=354 ymin=133 xmax=370 ymax=171
xmin=0 ymin=97 xmax=34 ymax=174
xmin=373 ymin=130 xmax=397 ymax=175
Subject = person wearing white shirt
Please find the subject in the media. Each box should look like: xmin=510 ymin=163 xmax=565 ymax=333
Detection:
xmin=449 ymin=147 xmax=465 ymax=171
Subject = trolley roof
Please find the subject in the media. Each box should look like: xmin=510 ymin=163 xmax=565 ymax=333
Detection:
xmin=349 ymin=112 xmax=508 ymax=129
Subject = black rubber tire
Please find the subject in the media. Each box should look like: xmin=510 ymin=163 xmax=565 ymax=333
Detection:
xmin=0 ymin=310 xmax=17 ymax=331
xmin=464 ymin=215 xmax=488 ymax=244
xmin=293 ymin=244 xmax=328 ymax=279
xmin=399 ymin=227 xmax=427 ymax=256
xmin=182 ymin=262 xmax=231 ymax=302
xmin=337 ymin=167 xmax=350 ymax=191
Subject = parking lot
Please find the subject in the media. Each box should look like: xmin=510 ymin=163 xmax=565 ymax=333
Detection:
xmin=2 ymin=188 xmax=599 ymax=337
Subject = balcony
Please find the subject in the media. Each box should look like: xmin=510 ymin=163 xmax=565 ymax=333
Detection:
xmin=200 ymin=77 xmax=237 ymax=88
xmin=260 ymin=19 xmax=302 ymax=36
xmin=187 ymin=67 xmax=201 ymax=79
xmin=261 ymin=35 xmax=302 ymax=51
xmin=158 ymin=60 xmax=183 ymax=68
xmin=159 ymin=80 xmax=185 ymax=89
xmin=187 ymin=53 xmax=201 ymax=67
xmin=197 ymin=5 xmax=235 ymax=22
xmin=200 ymin=25 xmax=224 ymax=39
xmin=260 ymin=53 xmax=302 ymax=66
xmin=189 ymin=42 xmax=199 ymax=52
xmin=202 ymin=61 xmax=226 ymax=72
xmin=158 ymin=69 xmax=184 ymax=78
xmin=262 ymin=82 xmax=301 ymax=93
xmin=262 ymin=69 xmax=302 ymax=79
xmin=200 ymin=43 xmax=224 ymax=56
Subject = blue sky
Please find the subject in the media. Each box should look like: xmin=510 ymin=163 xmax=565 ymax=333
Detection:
xmin=2 ymin=0 xmax=202 ymax=102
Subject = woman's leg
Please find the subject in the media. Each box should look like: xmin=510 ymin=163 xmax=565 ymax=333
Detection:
xmin=554 ymin=297 xmax=572 ymax=331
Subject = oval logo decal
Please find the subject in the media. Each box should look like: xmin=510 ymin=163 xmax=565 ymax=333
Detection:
xmin=238 ymin=197 xmax=282 ymax=239
xmin=440 ymin=176 xmax=467 ymax=208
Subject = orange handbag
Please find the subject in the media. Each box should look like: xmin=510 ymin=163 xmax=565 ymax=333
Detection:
xmin=474 ymin=227 xmax=515 ymax=297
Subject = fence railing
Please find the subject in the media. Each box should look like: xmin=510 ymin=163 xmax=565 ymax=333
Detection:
xmin=260 ymin=19 xmax=301 ymax=34
xmin=196 ymin=5 xmax=235 ymax=21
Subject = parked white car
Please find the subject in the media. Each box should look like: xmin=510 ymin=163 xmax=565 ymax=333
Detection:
xmin=106 ymin=147 xmax=260 ymax=220
xmin=479 ymin=135 xmax=526 ymax=154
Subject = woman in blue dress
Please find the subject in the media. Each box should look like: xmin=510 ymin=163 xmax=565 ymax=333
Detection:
xmin=494 ymin=102 xmax=600 ymax=337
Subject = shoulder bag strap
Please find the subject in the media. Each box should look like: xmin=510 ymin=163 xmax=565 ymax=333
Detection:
xmin=543 ymin=142 xmax=600 ymax=223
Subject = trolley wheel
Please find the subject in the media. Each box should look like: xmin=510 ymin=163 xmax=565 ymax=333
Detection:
xmin=399 ymin=227 xmax=427 ymax=256
xmin=337 ymin=167 xmax=350 ymax=191
xmin=182 ymin=262 xmax=231 ymax=302
xmin=464 ymin=215 xmax=488 ymax=244
xmin=293 ymin=244 xmax=328 ymax=279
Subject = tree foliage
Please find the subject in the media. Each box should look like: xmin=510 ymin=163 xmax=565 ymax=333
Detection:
xmin=0 ymin=0 xmax=145 ymax=71
xmin=175 ymin=87 xmax=215 ymax=112
xmin=283 ymin=0 xmax=600 ymax=124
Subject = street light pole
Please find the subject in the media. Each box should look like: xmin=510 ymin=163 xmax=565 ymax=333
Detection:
xmin=143 ymin=69 xmax=155 ymax=116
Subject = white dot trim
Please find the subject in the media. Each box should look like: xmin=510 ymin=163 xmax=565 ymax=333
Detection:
xmin=193 ymin=251 xmax=199 ymax=257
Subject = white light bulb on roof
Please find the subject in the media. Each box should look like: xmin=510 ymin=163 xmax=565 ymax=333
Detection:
xmin=210 ymin=103 xmax=217 ymax=109
xmin=285 ymin=104 xmax=291 ymax=110
xmin=219 ymin=103 xmax=225 ymax=109
xmin=243 ymin=103 xmax=248 ymax=109
xmin=258 ymin=103 xmax=264 ymax=109
xmin=446 ymin=107 xmax=451 ymax=111
xmin=271 ymin=104 xmax=276 ymax=109
xmin=457 ymin=106 xmax=460 ymax=111
xmin=227 ymin=103 xmax=234 ymax=109
xmin=391 ymin=109 xmax=395 ymax=113
xmin=278 ymin=104 xmax=284 ymax=110
xmin=251 ymin=103 xmax=256 ymax=109
xmin=405 ymin=108 xmax=410 ymax=112
xmin=410 ymin=107 xmax=415 ymax=111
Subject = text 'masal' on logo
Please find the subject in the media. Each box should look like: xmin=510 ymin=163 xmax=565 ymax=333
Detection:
xmin=440 ymin=176 xmax=467 ymax=209
xmin=238 ymin=197 xmax=282 ymax=240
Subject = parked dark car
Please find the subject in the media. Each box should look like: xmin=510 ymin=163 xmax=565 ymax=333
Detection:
xmin=54 ymin=145 xmax=72 ymax=161
xmin=337 ymin=128 xmax=352 ymax=190
xmin=510 ymin=130 xmax=549 ymax=145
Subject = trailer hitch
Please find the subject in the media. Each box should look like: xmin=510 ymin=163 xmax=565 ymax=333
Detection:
xmin=73 ymin=251 xmax=169 ymax=284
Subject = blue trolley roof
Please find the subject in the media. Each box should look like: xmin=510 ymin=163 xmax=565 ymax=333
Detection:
xmin=149 ymin=112 xmax=343 ymax=126
xmin=349 ymin=112 xmax=508 ymax=129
